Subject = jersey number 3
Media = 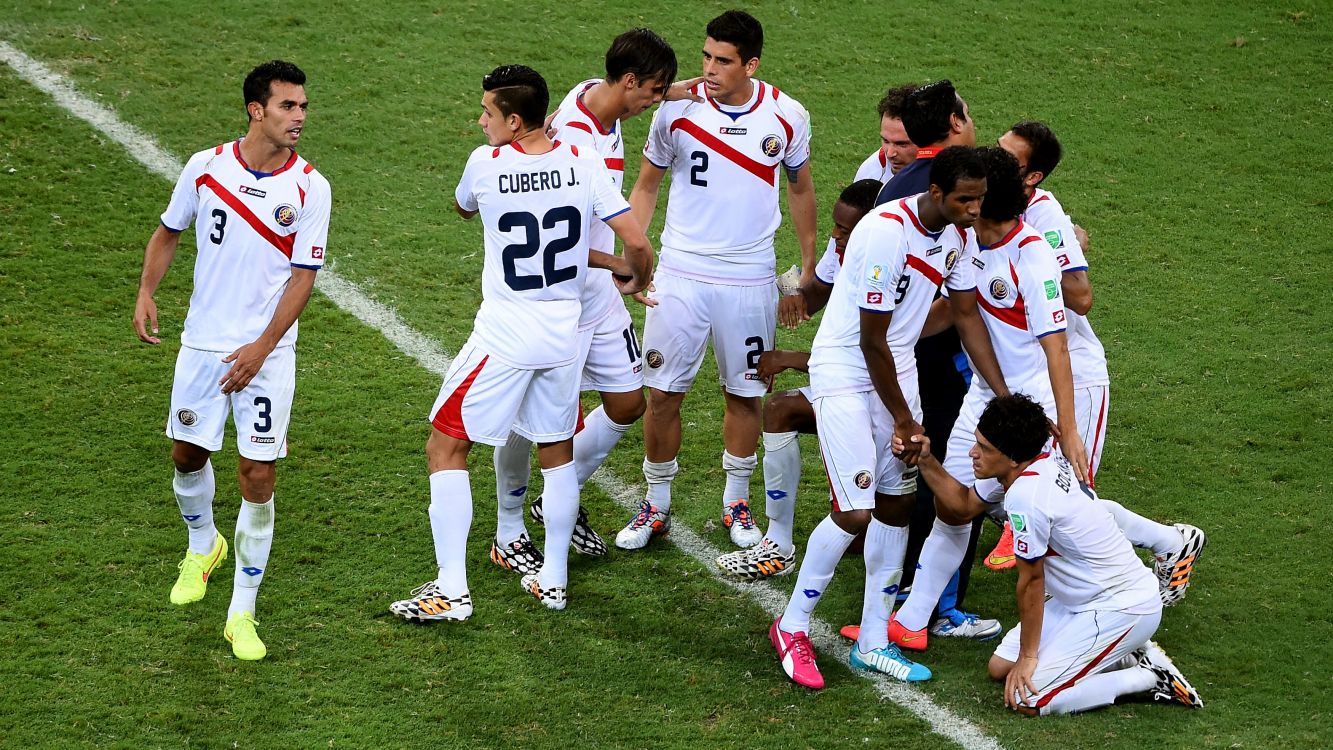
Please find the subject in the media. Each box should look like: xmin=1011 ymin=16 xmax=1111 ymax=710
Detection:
xmin=500 ymin=207 xmax=582 ymax=291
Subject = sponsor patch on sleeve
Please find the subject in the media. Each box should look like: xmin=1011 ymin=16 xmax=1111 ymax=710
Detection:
xmin=1045 ymin=230 xmax=1064 ymax=249
xmin=1053 ymin=309 xmax=1066 ymax=324
xmin=867 ymin=263 xmax=887 ymax=290
xmin=1044 ymin=279 xmax=1059 ymax=300
xmin=867 ymin=292 xmax=883 ymax=304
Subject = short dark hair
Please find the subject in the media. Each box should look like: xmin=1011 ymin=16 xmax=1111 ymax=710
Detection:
xmin=1008 ymin=120 xmax=1063 ymax=184
xmin=977 ymin=393 xmax=1050 ymax=464
xmin=977 ymin=146 xmax=1028 ymax=221
xmin=706 ymin=10 xmax=763 ymax=62
xmin=901 ymin=79 xmax=967 ymax=148
xmin=606 ymin=28 xmax=678 ymax=87
xmin=928 ymin=145 xmax=986 ymax=196
xmin=877 ymin=83 xmax=918 ymax=119
xmin=838 ymin=179 xmax=883 ymax=215
xmin=243 ymin=60 xmax=306 ymax=119
xmin=482 ymin=65 xmax=549 ymax=129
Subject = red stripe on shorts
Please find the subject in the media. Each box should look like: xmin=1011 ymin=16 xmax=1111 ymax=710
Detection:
xmin=431 ymin=355 xmax=489 ymax=440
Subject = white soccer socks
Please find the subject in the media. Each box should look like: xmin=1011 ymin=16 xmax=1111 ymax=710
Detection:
xmin=229 ymin=497 xmax=274 ymax=619
xmin=761 ymin=431 xmax=800 ymax=553
xmin=858 ymin=519 xmax=909 ymax=651
xmin=895 ymin=518 xmax=972 ymax=632
xmin=642 ymin=457 xmax=679 ymax=511
xmin=1040 ymin=663 xmax=1156 ymax=715
xmin=573 ymin=406 xmax=633 ymax=487
xmin=722 ymin=450 xmax=757 ymax=507
xmin=429 ymin=469 xmax=473 ymax=595
xmin=781 ymin=516 xmax=856 ymax=633
xmin=493 ymin=433 xmax=532 ymax=544
xmin=1099 ymin=498 xmax=1184 ymax=556
xmin=537 ymin=462 xmax=578 ymax=589
xmin=173 ymin=461 xmax=217 ymax=555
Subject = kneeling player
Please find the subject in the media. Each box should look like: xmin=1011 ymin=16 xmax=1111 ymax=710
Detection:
xmin=906 ymin=394 xmax=1203 ymax=714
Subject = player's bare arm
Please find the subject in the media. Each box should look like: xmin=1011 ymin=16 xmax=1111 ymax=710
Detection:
xmin=1061 ymin=269 xmax=1093 ymax=315
xmin=134 ymin=224 xmax=182 ymax=345
xmin=604 ymin=211 xmax=654 ymax=296
xmin=950 ymin=289 xmax=1010 ymax=397
xmin=628 ymin=157 xmax=667 ymax=232
xmin=219 ymin=266 xmax=318 ymax=395
xmin=860 ymin=307 xmax=923 ymax=463
xmin=454 ymin=199 xmax=478 ymax=220
xmin=786 ymin=162 xmax=818 ymax=286
xmin=1006 ymin=556 xmax=1047 ymax=713
xmin=902 ymin=433 xmax=988 ymax=519
xmin=756 ymin=349 xmax=809 ymax=383
xmin=921 ymin=296 xmax=953 ymax=339
xmin=797 ymin=276 xmax=834 ymax=317
xmin=664 ymin=75 xmax=705 ymax=102
xmin=1038 ymin=331 xmax=1089 ymax=482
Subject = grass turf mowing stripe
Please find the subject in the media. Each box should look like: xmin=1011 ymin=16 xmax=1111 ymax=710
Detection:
xmin=1 ymin=39 xmax=1003 ymax=750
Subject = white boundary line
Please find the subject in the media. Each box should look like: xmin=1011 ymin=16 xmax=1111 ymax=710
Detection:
xmin=2 ymin=40 xmax=1003 ymax=750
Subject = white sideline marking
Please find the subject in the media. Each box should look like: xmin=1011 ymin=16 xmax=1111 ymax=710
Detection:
xmin=2 ymin=40 xmax=1002 ymax=750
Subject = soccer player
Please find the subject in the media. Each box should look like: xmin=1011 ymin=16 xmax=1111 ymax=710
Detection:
xmin=488 ymin=29 xmax=679 ymax=576
xmin=716 ymin=179 xmax=881 ymax=579
xmin=620 ymin=10 xmax=817 ymax=551
xmin=390 ymin=65 xmax=652 ymax=620
xmin=770 ymin=148 xmax=990 ymax=689
xmin=133 ymin=60 xmax=330 ymax=661
xmin=854 ymin=84 xmax=919 ymax=186
xmin=886 ymin=146 xmax=1090 ymax=653
xmin=987 ymin=122 xmax=1206 ymax=593
xmin=903 ymin=394 xmax=1204 ymax=714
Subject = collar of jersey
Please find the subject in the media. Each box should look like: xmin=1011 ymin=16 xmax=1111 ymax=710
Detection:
xmin=705 ymin=81 xmax=765 ymax=121
xmin=978 ymin=220 xmax=1027 ymax=250
xmin=900 ymin=195 xmax=945 ymax=240
xmin=233 ymin=140 xmax=298 ymax=180
xmin=575 ymin=89 xmax=616 ymax=136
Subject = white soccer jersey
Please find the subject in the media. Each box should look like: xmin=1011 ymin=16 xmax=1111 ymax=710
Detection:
xmin=1007 ymin=453 xmax=1159 ymax=614
xmin=161 ymin=141 xmax=330 ymax=352
xmin=1024 ymin=189 xmax=1109 ymax=388
xmin=813 ymin=236 xmax=845 ymax=285
xmin=854 ymin=148 xmax=894 ymax=185
xmin=971 ymin=221 xmax=1067 ymax=392
xmin=551 ymin=79 xmax=628 ymax=330
xmin=809 ymin=195 xmax=973 ymax=397
xmin=455 ymin=141 xmax=630 ymax=369
xmin=642 ymin=80 xmax=811 ymax=284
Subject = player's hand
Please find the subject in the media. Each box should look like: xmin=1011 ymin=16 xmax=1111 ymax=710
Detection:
xmin=134 ymin=294 xmax=161 ymax=345
xmin=755 ymin=350 xmax=793 ymax=384
xmin=1057 ymin=423 xmax=1090 ymax=483
xmin=892 ymin=419 xmax=926 ymax=464
xmin=630 ymin=281 xmax=658 ymax=307
xmin=1073 ymin=224 xmax=1091 ymax=253
xmin=665 ymin=76 xmax=705 ymax=102
xmin=1005 ymin=656 xmax=1040 ymax=711
xmin=219 ymin=341 xmax=273 ymax=395
xmin=543 ymin=111 xmax=558 ymax=138
xmin=778 ymin=293 xmax=810 ymax=329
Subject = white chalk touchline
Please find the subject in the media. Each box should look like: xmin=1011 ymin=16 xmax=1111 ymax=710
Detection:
xmin=1 ymin=40 xmax=1002 ymax=750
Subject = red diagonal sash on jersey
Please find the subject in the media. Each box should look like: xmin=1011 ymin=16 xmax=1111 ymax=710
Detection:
xmin=670 ymin=119 xmax=776 ymax=186
xmin=196 ymin=174 xmax=295 ymax=259
xmin=975 ymin=282 xmax=1027 ymax=330
xmin=905 ymin=254 xmax=944 ymax=288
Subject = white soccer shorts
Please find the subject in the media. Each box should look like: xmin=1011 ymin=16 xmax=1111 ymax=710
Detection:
xmin=166 ymin=344 xmax=295 ymax=461
xmin=429 ymin=338 xmax=580 ymax=447
xmin=641 ymin=270 xmax=777 ymax=397
xmin=577 ymin=304 xmax=644 ymax=394
xmin=812 ymin=386 xmax=922 ymax=512
xmin=993 ymin=597 xmax=1161 ymax=711
xmin=1074 ymin=385 xmax=1109 ymax=484
xmin=942 ymin=377 xmax=1056 ymax=487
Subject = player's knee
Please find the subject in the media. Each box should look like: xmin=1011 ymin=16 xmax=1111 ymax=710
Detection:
xmin=723 ymin=391 xmax=762 ymax=418
xmin=934 ymin=499 xmax=975 ymax=526
xmin=830 ymin=508 xmax=872 ymax=535
xmin=763 ymin=392 xmax=812 ymax=433
xmin=872 ymin=493 xmax=914 ymax=526
xmin=646 ymin=388 xmax=685 ymax=418
xmin=987 ymin=655 xmax=1013 ymax=681
xmin=171 ymin=441 xmax=210 ymax=473
xmin=603 ymin=390 xmax=646 ymax=425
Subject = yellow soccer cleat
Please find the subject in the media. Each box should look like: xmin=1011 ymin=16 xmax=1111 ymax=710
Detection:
xmin=170 ymin=534 xmax=228 ymax=605
xmin=224 ymin=612 xmax=267 ymax=661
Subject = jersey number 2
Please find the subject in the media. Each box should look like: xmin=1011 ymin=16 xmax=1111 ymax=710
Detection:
xmin=689 ymin=151 xmax=709 ymax=187
xmin=500 ymin=207 xmax=582 ymax=291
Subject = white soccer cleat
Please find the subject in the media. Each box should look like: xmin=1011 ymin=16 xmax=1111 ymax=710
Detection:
xmin=389 ymin=581 xmax=473 ymax=622
xmin=521 ymin=573 xmax=567 ymax=610
xmin=1138 ymin=641 xmax=1204 ymax=708
xmin=614 ymin=500 xmax=670 ymax=550
xmin=722 ymin=499 xmax=762 ymax=548
xmin=929 ymin=610 xmax=1002 ymax=640
xmin=717 ymin=537 xmax=795 ymax=580
xmin=1155 ymin=524 xmax=1206 ymax=607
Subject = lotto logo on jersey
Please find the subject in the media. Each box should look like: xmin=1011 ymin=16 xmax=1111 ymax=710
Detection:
xmin=867 ymin=292 xmax=883 ymax=304
xmin=1057 ymin=253 xmax=1070 ymax=267
xmin=1053 ymin=309 xmax=1066 ymax=324
xmin=761 ymin=134 xmax=782 ymax=157
xmin=1016 ymin=539 xmax=1029 ymax=555
xmin=274 ymin=204 xmax=297 ymax=227
xmin=311 ymin=246 xmax=324 ymax=259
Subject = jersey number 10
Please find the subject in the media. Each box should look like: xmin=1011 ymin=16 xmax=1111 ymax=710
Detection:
xmin=500 ymin=207 xmax=582 ymax=291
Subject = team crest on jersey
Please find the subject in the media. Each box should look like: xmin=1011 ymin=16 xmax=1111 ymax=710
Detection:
xmin=646 ymin=349 xmax=664 ymax=369
xmin=239 ymin=186 xmax=267 ymax=198
xmin=945 ymin=249 xmax=959 ymax=271
xmin=854 ymin=471 xmax=873 ymax=490
xmin=761 ymin=134 xmax=782 ymax=157
xmin=989 ymin=278 xmax=1010 ymax=300
xmin=176 ymin=409 xmax=198 ymax=427
xmin=274 ymin=204 xmax=297 ymax=227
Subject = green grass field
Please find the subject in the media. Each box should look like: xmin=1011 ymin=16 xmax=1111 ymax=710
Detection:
xmin=2 ymin=1 xmax=1332 ymax=748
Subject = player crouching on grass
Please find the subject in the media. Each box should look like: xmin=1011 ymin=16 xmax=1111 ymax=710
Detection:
xmin=899 ymin=394 xmax=1203 ymax=714
xmin=390 ymin=65 xmax=652 ymax=621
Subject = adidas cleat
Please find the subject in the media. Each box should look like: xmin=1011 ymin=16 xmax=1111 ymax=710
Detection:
xmin=848 ymin=643 xmax=932 ymax=682
xmin=930 ymin=609 xmax=1002 ymax=640
xmin=531 ymin=496 xmax=608 ymax=557
xmin=984 ymin=522 xmax=1017 ymax=570
xmin=1155 ymin=524 xmax=1206 ymax=607
xmin=770 ymin=618 xmax=823 ymax=689
xmin=722 ymin=499 xmax=762 ymax=548
xmin=614 ymin=500 xmax=670 ymax=550
xmin=521 ymin=573 xmax=567 ymax=610
xmin=389 ymin=581 xmax=473 ymax=622
xmin=717 ymin=537 xmax=795 ymax=580
xmin=170 ymin=533 xmax=228 ymax=605
xmin=224 ymin=612 xmax=266 ymax=661
xmin=1139 ymin=641 xmax=1204 ymax=708
xmin=489 ymin=532 xmax=543 ymax=576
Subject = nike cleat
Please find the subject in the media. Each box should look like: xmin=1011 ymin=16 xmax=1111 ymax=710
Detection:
xmin=848 ymin=643 xmax=932 ymax=682
xmin=984 ymin=522 xmax=1017 ymax=570
xmin=521 ymin=573 xmax=567 ymax=610
xmin=1155 ymin=524 xmax=1206 ymax=607
xmin=930 ymin=609 xmax=1002 ymax=640
xmin=489 ymin=532 xmax=544 ymax=576
xmin=770 ymin=618 xmax=823 ymax=689
xmin=888 ymin=613 xmax=928 ymax=652
xmin=717 ymin=537 xmax=795 ymax=580
xmin=614 ymin=500 xmax=670 ymax=550
xmin=531 ymin=496 xmax=608 ymax=557
xmin=224 ymin=612 xmax=267 ymax=661
xmin=170 ymin=533 xmax=228 ymax=605
xmin=1139 ymin=641 xmax=1204 ymax=708
xmin=722 ymin=499 xmax=762 ymax=548
xmin=389 ymin=581 xmax=473 ymax=622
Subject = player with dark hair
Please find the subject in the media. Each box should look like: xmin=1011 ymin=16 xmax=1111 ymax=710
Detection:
xmin=855 ymin=84 xmax=919 ymax=185
xmin=391 ymin=65 xmax=653 ymax=620
xmin=622 ymin=9 xmax=818 ymax=552
xmin=135 ymin=60 xmax=329 ymax=660
xmin=898 ymin=394 xmax=1204 ymax=714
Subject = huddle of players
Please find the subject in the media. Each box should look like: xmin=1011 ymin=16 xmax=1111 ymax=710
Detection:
xmin=138 ymin=10 xmax=1205 ymax=715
